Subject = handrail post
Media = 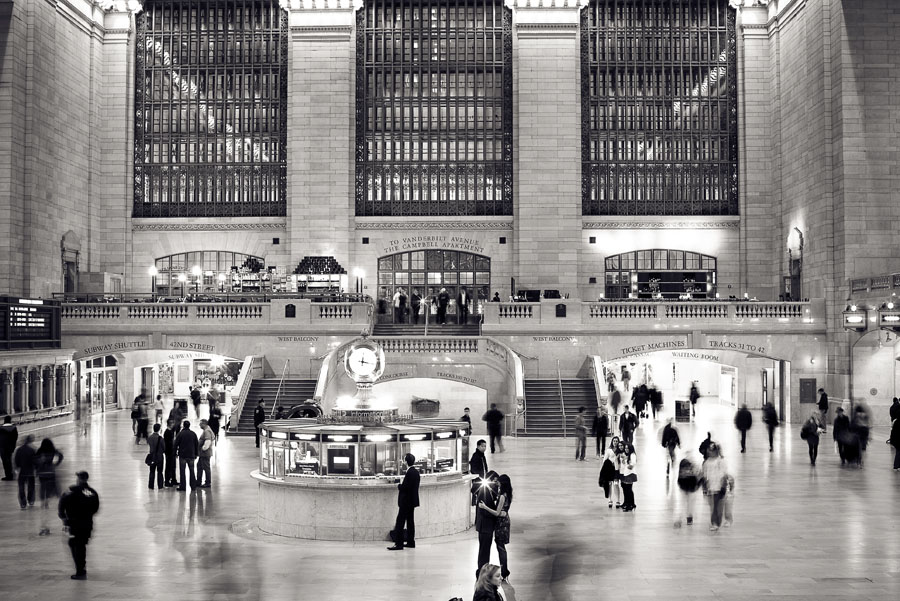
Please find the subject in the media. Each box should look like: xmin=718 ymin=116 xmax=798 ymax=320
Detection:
xmin=557 ymin=359 xmax=566 ymax=439
xmin=270 ymin=359 xmax=289 ymax=417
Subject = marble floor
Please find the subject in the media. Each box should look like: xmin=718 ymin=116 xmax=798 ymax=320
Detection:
xmin=0 ymin=404 xmax=898 ymax=601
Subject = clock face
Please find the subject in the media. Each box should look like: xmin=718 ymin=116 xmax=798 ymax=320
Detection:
xmin=348 ymin=347 xmax=378 ymax=377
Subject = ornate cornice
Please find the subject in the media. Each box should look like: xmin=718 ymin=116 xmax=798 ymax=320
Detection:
xmin=355 ymin=221 xmax=514 ymax=231
xmin=96 ymin=0 xmax=142 ymax=13
xmin=583 ymin=220 xmax=740 ymax=230
xmin=505 ymin=0 xmax=588 ymax=8
xmin=133 ymin=222 xmax=286 ymax=232
xmin=279 ymin=0 xmax=363 ymax=11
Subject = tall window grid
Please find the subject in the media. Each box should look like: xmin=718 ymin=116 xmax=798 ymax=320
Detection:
xmin=582 ymin=0 xmax=738 ymax=216
xmin=356 ymin=0 xmax=513 ymax=216
xmin=133 ymin=0 xmax=287 ymax=218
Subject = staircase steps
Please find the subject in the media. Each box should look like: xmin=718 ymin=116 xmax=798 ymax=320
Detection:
xmin=520 ymin=379 xmax=598 ymax=438
xmin=373 ymin=323 xmax=480 ymax=337
xmin=231 ymin=378 xmax=317 ymax=435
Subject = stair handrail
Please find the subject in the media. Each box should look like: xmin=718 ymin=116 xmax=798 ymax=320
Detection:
xmin=270 ymin=359 xmax=290 ymax=417
xmin=557 ymin=359 xmax=567 ymax=439
xmin=228 ymin=355 xmax=263 ymax=432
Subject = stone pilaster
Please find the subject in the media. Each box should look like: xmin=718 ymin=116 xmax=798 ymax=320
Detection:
xmin=47 ymin=368 xmax=57 ymax=407
xmin=285 ymin=0 xmax=359 ymax=271
xmin=1 ymin=371 xmax=11 ymax=415
xmin=512 ymin=1 xmax=583 ymax=297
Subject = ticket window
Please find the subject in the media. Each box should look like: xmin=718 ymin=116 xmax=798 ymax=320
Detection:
xmin=288 ymin=441 xmax=321 ymax=475
xmin=268 ymin=440 xmax=287 ymax=478
xmin=359 ymin=442 xmax=399 ymax=476
xmin=432 ymin=438 xmax=456 ymax=472
xmin=325 ymin=444 xmax=356 ymax=475
xmin=400 ymin=440 xmax=434 ymax=474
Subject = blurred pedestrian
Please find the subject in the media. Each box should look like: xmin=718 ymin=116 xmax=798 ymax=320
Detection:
xmin=734 ymin=404 xmax=752 ymax=453
xmin=190 ymin=386 xmax=202 ymax=419
xmin=168 ymin=402 xmax=184 ymax=432
xmin=851 ymin=404 xmax=870 ymax=465
xmin=817 ymin=388 xmax=829 ymax=428
xmin=574 ymin=406 xmax=587 ymax=461
xmin=618 ymin=443 xmax=638 ymax=512
xmin=887 ymin=417 xmax=900 ymax=470
xmin=650 ymin=387 xmax=664 ymax=420
xmin=198 ymin=419 xmax=214 ymax=488
xmin=34 ymin=438 xmax=64 ymax=535
xmin=0 ymin=415 xmax=18 ymax=480
xmin=152 ymin=394 xmax=165 ymax=425
xmin=592 ymin=409 xmax=609 ymax=456
xmin=618 ymin=405 xmax=637 ymax=444
xmin=598 ymin=436 xmax=621 ymax=508
xmin=699 ymin=432 xmax=713 ymax=460
xmin=163 ymin=419 xmax=178 ymax=487
xmin=891 ymin=397 xmax=900 ymax=423
xmin=57 ymin=471 xmax=99 ymax=580
xmin=208 ymin=401 xmax=222 ymax=442
xmin=800 ymin=411 xmax=825 ymax=466
xmin=146 ymin=423 xmax=165 ymax=490
xmin=723 ymin=473 xmax=736 ymax=527
xmin=473 ymin=564 xmax=504 ymax=601
xmin=482 ymin=404 xmax=505 ymax=453
xmin=609 ymin=388 xmax=622 ymax=420
xmin=701 ymin=441 xmax=729 ymax=531
xmin=661 ymin=419 xmax=680 ymax=477
xmin=632 ymin=384 xmax=648 ymax=420
xmin=13 ymin=434 xmax=36 ymax=509
xmin=674 ymin=453 xmax=702 ymax=527
xmin=762 ymin=402 xmax=779 ymax=452
xmin=135 ymin=393 xmax=150 ymax=445
xmin=689 ymin=383 xmax=700 ymax=418
xmin=833 ymin=407 xmax=851 ymax=465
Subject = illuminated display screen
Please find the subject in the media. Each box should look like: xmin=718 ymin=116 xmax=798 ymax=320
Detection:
xmin=1 ymin=297 xmax=60 ymax=349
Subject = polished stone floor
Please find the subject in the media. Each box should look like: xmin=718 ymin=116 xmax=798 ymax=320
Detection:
xmin=1 ymin=403 xmax=898 ymax=601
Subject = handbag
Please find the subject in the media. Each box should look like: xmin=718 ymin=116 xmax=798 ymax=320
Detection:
xmin=621 ymin=473 xmax=638 ymax=484
xmin=495 ymin=514 xmax=510 ymax=545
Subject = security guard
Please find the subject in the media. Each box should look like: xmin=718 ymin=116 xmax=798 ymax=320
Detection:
xmin=58 ymin=471 xmax=100 ymax=580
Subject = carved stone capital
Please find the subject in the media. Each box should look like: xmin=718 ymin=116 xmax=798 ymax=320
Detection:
xmin=96 ymin=0 xmax=143 ymax=14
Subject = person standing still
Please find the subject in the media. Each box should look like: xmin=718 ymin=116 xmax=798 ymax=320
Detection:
xmin=482 ymin=404 xmax=505 ymax=453
xmin=762 ymin=402 xmax=779 ymax=452
xmin=14 ymin=434 xmax=37 ymax=509
xmin=175 ymin=420 xmax=199 ymax=491
xmin=461 ymin=407 xmax=473 ymax=435
xmin=0 ymin=415 xmax=18 ymax=481
xmin=253 ymin=398 xmax=267 ymax=448
xmin=437 ymin=288 xmax=450 ymax=324
xmin=410 ymin=289 xmax=422 ymax=324
xmin=135 ymin=394 xmax=150 ymax=445
xmin=197 ymin=419 xmax=214 ymax=488
xmin=890 ymin=397 xmax=900 ymax=423
xmin=147 ymin=424 xmax=165 ymax=490
xmin=734 ymin=404 xmax=752 ymax=453
xmin=163 ymin=419 xmax=178 ymax=487
xmin=833 ymin=407 xmax=851 ymax=464
xmin=152 ymin=394 xmax=165 ymax=425
xmin=57 ymin=471 xmax=99 ymax=580
xmin=887 ymin=416 xmax=900 ymax=470
xmin=574 ymin=407 xmax=587 ymax=461
xmin=387 ymin=453 xmax=420 ymax=550
xmin=592 ymin=410 xmax=609 ymax=456
xmin=817 ymin=388 xmax=829 ymax=430
xmin=689 ymin=383 xmax=700 ymax=418
xmin=474 ymin=471 xmax=499 ymax=578
xmin=190 ymin=386 xmax=203 ymax=420
xmin=457 ymin=287 xmax=471 ymax=324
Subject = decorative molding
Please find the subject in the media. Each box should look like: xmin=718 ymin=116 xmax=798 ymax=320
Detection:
xmin=95 ymin=0 xmax=142 ymax=13
xmin=279 ymin=0 xmax=363 ymax=11
xmin=583 ymin=220 xmax=740 ymax=230
xmin=355 ymin=221 xmax=514 ymax=231
xmin=505 ymin=0 xmax=588 ymax=8
xmin=133 ymin=222 xmax=286 ymax=232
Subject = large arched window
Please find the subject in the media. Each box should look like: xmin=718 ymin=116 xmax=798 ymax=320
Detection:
xmin=604 ymin=249 xmax=717 ymax=299
xmin=153 ymin=251 xmax=266 ymax=296
xmin=377 ymin=250 xmax=491 ymax=323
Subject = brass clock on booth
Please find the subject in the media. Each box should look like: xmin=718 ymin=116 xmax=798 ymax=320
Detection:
xmin=343 ymin=337 xmax=385 ymax=384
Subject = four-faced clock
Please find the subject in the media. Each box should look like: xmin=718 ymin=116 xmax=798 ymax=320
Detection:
xmin=347 ymin=346 xmax=378 ymax=378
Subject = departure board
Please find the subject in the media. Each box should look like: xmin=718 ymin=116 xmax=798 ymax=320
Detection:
xmin=0 ymin=297 xmax=60 ymax=350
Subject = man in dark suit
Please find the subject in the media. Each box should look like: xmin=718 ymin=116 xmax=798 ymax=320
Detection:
xmin=253 ymin=398 xmax=267 ymax=448
xmin=817 ymin=388 xmax=829 ymax=429
xmin=457 ymin=287 xmax=471 ymax=324
xmin=388 ymin=453 xmax=420 ymax=551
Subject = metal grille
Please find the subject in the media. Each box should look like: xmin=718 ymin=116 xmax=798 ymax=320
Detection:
xmin=133 ymin=1 xmax=287 ymax=218
xmin=582 ymin=0 xmax=738 ymax=216
xmin=355 ymin=0 xmax=513 ymax=216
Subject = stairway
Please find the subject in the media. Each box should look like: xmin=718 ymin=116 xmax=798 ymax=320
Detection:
xmin=521 ymin=379 xmax=598 ymax=438
xmin=231 ymin=378 xmax=317 ymax=435
xmin=373 ymin=323 xmax=480 ymax=336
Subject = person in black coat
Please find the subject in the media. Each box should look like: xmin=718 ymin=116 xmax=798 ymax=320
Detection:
xmin=14 ymin=434 xmax=36 ymax=509
xmin=461 ymin=407 xmax=473 ymax=435
xmin=618 ymin=406 xmax=637 ymax=444
xmin=888 ymin=417 xmax=900 ymax=470
xmin=58 ymin=471 xmax=100 ymax=580
xmin=163 ymin=419 xmax=178 ymax=487
xmin=482 ymin=404 xmax=505 ymax=453
xmin=817 ymin=388 xmax=829 ymax=428
xmin=0 ymin=415 xmax=18 ymax=480
xmin=661 ymin=419 xmax=681 ymax=475
xmin=457 ymin=287 xmax=471 ymax=324
xmin=890 ymin=398 xmax=900 ymax=423
xmin=474 ymin=471 xmax=500 ymax=578
xmin=174 ymin=421 xmax=199 ymax=491
xmin=437 ymin=288 xmax=450 ymax=324
xmin=833 ymin=407 xmax=851 ymax=464
xmin=253 ymin=398 xmax=267 ymax=448
xmin=762 ymin=402 xmax=779 ymax=452
xmin=388 ymin=453 xmax=420 ymax=550
xmin=592 ymin=410 xmax=609 ymax=455
xmin=734 ymin=404 xmax=753 ymax=453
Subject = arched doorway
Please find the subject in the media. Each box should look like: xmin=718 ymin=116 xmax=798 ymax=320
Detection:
xmin=152 ymin=251 xmax=266 ymax=296
xmin=604 ymin=249 xmax=717 ymax=299
xmin=376 ymin=250 xmax=491 ymax=324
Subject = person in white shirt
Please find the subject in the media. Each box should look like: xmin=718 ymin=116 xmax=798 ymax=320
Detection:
xmin=197 ymin=419 xmax=215 ymax=488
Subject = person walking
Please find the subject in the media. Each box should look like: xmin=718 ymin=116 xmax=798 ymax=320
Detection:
xmin=734 ymin=404 xmax=753 ymax=453
xmin=197 ymin=419 xmax=214 ymax=488
xmin=208 ymin=400 xmax=222 ymax=442
xmin=618 ymin=405 xmax=637 ymax=444
xmin=135 ymin=395 xmax=150 ymax=445
xmin=661 ymin=419 xmax=681 ymax=477
xmin=817 ymin=388 xmax=829 ymax=428
xmin=437 ymin=287 xmax=450 ymax=324
xmin=474 ymin=471 xmax=500 ymax=577
xmin=574 ymin=406 xmax=587 ymax=461
xmin=457 ymin=287 xmax=471 ymax=325
xmin=477 ymin=474 xmax=512 ymax=581
xmin=482 ymin=404 xmax=505 ymax=453
xmin=762 ymin=401 xmax=779 ymax=452
xmin=851 ymin=404 xmax=870 ymax=465
xmin=14 ymin=434 xmax=37 ymax=509
xmin=701 ymin=441 xmax=729 ymax=531
xmin=57 ymin=471 xmax=100 ymax=580
xmin=175 ymin=420 xmax=199 ymax=491
xmin=891 ymin=397 xmax=900 ymax=423
xmin=609 ymin=388 xmax=622 ymax=421
xmin=473 ymin=564 xmax=504 ymax=601
xmin=674 ymin=453 xmax=701 ymax=527
xmin=253 ymin=398 xmax=267 ymax=448
xmin=887 ymin=416 xmax=900 ymax=471
xmin=591 ymin=409 xmax=609 ymax=456
xmin=598 ymin=436 xmax=621 ymax=508
xmin=800 ymin=411 xmax=825 ymax=466
xmin=689 ymin=383 xmax=700 ymax=418
xmin=618 ymin=442 xmax=638 ymax=512
xmin=163 ymin=419 xmax=178 ymax=487
xmin=833 ymin=407 xmax=851 ymax=465
xmin=168 ymin=402 xmax=185 ymax=433
xmin=650 ymin=387 xmax=664 ymax=420
xmin=621 ymin=365 xmax=631 ymax=392
xmin=147 ymin=423 xmax=165 ymax=490
xmin=34 ymin=438 xmax=64 ymax=535
xmin=152 ymin=394 xmax=165 ymax=425
xmin=387 ymin=453 xmax=420 ymax=551
xmin=699 ymin=432 xmax=713 ymax=460
xmin=0 ymin=415 xmax=18 ymax=481
xmin=632 ymin=384 xmax=648 ymax=420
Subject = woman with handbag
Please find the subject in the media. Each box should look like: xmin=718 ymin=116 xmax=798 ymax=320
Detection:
xmin=618 ymin=442 xmax=638 ymax=512
xmin=801 ymin=411 xmax=825 ymax=465
xmin=598 ymin=436 xmax=621 ymax=508
xmin=701 ymin=441 xmax=729 ymax=531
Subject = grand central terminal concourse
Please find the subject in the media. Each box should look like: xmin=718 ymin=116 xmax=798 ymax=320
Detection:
xmin=2 ymin=0 xmax=900 ymax=599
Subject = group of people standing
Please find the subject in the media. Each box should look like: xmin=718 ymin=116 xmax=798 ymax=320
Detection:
xmin=144 ymin=418 xmax=216 ymax=491
xmin=386 ymin=287 xmax=474 ymax=325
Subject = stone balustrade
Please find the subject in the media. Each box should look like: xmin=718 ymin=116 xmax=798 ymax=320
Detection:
xmin=376 ymin=337 xmax=480 ymax=354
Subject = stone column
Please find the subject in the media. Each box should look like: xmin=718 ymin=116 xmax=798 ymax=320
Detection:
xmin=22 ymin=368 xmax=31 ymax=412
xmin=34 ymin=367 xmax=44 ymax=410
xmin=512 ymin=1 xmax=583 ymax=297
xmin=47 ymin=368 xmax=57 ymax=407
xmin=285 ymin=0 xmax=359 ymax=270
xmin=1 ymin=371 xmax=11 ymax=414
